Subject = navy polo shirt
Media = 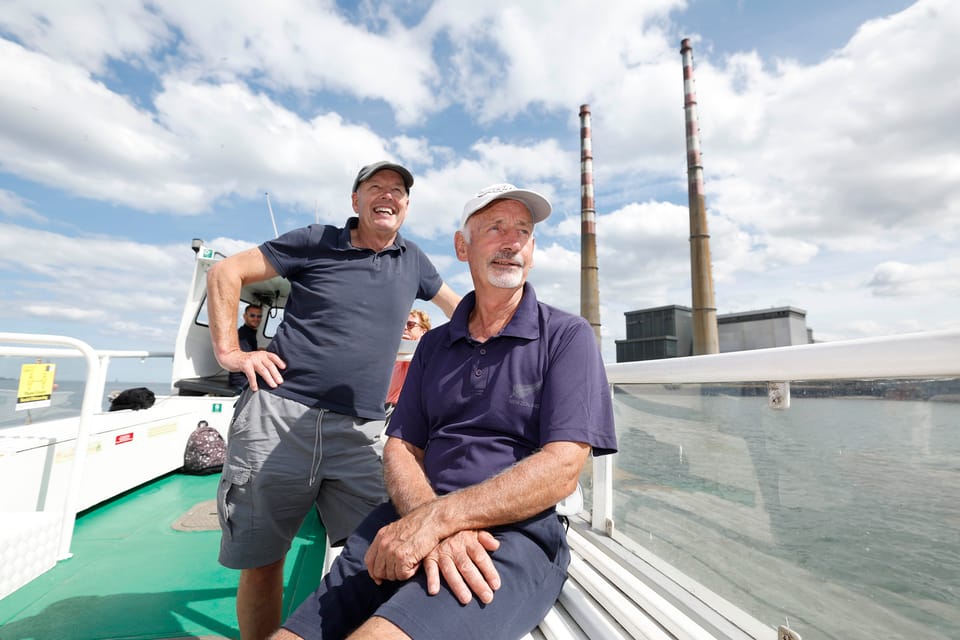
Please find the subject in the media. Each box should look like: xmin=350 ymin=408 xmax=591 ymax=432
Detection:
xmin=258 ymin=218 xmax=443 ymax=419
xmin=387 ymin=283 xmax=617 ymax=495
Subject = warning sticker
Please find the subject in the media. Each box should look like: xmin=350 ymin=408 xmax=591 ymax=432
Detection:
xmin=16 ymin=362 xmax=56 ymax=411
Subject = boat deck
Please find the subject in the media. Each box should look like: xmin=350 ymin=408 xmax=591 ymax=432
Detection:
xmin=0 ymin=473 xmax=327 ymax=639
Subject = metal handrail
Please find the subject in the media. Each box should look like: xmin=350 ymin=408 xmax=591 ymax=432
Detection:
xmin=0 ymin=334 xmax=176 ymax=559
xmin=605 ymin=328 xmax=960 ymax=384
xmin=0 ymin=333 xmax=100 ymax=559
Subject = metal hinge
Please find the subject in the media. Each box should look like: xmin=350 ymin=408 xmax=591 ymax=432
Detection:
xmin=768 ymin=381 xmax=791 ymax=410
xmin=778 ymin=624 xmax=802 ymax=640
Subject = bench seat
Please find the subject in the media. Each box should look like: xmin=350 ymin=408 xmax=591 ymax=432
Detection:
xmin=325 ymin=513 xmax=723 ymax=639
xmin=173 ymin=375 xmax=241 ymax=397
xmin=523 ymin=518 xmax=643 ymax=639
xmin=525 ymin=515 xmax=728 ymax=640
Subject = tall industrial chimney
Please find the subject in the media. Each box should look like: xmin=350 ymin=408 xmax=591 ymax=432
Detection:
xmin=579 ymin=104 xmax=602 ymax=345
xmin=680 ymin=39 xmax=719 ymax=355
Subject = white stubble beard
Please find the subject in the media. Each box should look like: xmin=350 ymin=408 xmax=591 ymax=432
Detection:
xmin=486 ymin=252 xmax=525 ymax=289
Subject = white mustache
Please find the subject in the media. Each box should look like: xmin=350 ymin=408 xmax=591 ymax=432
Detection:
xmin=492 ymin=251 xmax=524 ymax=267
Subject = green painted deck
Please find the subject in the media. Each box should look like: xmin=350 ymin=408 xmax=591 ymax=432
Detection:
xmin=0 ymin=473 xmax=327 ymax=640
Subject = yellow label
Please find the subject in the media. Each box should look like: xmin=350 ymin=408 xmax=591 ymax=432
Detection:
xmin=148 ymin=422 xmax=177 ymax=437
xmin=16 ymin=362 xmax=57 ymax=409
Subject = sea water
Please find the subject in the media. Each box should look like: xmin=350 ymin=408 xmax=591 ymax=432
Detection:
xmin=610 ymin=384 xmax=960 ymax=639
xmin=0 ymin=378 xmax=169 ymax=427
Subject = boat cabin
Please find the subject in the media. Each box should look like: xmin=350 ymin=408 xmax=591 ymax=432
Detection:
xmin=170 ymin=239 xmax=290 ymax=397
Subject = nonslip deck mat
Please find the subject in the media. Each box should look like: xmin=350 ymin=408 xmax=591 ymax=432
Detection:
xmin=171 ymin=498 xmax=219 ymax=531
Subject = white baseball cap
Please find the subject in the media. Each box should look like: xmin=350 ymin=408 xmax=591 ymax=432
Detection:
xmin=460 ymin=183 xmax=552 ymax=228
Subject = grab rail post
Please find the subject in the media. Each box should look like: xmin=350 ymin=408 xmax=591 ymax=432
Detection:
xmin=0 ymin=332 xmax=102 ymax=559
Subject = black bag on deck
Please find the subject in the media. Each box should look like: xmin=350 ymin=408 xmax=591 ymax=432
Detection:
xmin=108 ymin=387 xmax=156 ymax=411
xmin=182 ymin=420 xmax=226 ymax=475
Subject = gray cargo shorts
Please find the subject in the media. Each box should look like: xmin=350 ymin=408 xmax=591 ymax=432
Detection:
xmin=217 ymin=389 xmax=387 ymax=570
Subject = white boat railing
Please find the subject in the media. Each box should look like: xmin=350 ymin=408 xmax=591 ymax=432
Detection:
xmin=605 ymin=328 xmax=960 ymax=384
xmin=0 ymin=333 xmax=174 ymax=559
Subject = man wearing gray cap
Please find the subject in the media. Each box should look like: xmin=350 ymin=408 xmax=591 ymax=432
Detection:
xmin=207 ymin=161 xmax=460 ymax=639
xmin=274 ymin=184 xmax=617 ymax=640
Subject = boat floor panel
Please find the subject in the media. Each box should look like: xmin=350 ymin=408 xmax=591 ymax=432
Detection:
xmin=0 ymin=473 xmax=327 ymax=640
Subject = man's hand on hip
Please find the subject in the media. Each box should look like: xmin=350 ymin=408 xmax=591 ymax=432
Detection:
xmin=222 ymin=349 xmax=286 ymax=390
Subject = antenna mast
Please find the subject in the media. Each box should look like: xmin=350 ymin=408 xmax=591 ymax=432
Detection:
xmin=265 ymin=192 xmax=280 ymax=239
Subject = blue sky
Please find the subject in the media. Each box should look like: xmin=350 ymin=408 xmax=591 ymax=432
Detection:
xmin=1 ymin=0 xmax=958 ymax=382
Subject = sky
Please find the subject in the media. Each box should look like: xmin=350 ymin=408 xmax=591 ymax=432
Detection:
xmin=1 ymin=0 xmax=958 ymax=382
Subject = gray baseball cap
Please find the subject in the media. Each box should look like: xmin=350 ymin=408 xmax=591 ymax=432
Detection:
xmin=352 ymin=161 xmax=414 ymax=193
xmin=460 ymin=183 xmax=551 ymax=228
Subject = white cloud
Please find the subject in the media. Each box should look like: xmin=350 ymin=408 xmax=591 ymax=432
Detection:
xmin=0 ymin=0 xmax=958 ymax=361
xmin=154 ymin=0 xmax=439 ymax=125
xmin=0 ymin=222 xmax=187 ymax=348
xmin=691 ymin=0 xmax=960 ymax=251
xmin=23 ymin=304 xmax=106 ymax=321
xmin=867 ymin=258 xmax=960 ymax=297
xmin=423 ymin=0 xmax=683 ymax=123
xmin=0 ymin=189 xmax=46 ymax=222
xmin=0 ymin=0 xmax=170 ymax=73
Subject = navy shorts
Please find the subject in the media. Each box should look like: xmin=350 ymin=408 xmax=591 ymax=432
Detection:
xmin=283 ymin=501 xmax=570 ymax=640
xmin=217 ymin=389 xmax=387 ymax=569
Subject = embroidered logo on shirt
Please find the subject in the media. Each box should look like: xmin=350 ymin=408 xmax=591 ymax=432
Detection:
xmin=509 ymin=381 xmax=542 ymax=408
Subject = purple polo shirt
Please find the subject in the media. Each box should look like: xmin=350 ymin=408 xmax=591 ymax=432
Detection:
xmin=387 ymin=283 xmax=617 ymax=495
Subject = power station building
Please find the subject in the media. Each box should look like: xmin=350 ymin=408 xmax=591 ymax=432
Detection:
xmin=615 ymin=305 xmax=814 ymax=362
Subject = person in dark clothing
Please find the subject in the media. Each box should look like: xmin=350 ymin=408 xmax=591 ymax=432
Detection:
xmin=228 ymin=304 xmax=262 ymax=390
xmin=275 ymin=183 xmax=617 ymax=640
xmin=207 ymin=161 xmax=461 ymax=640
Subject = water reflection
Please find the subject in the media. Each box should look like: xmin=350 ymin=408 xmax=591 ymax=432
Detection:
xmin=611 ymin=380 xmax=960 ymax=639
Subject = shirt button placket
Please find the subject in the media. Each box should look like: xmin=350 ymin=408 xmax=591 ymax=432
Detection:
xmin=473 ymin=347 xmax=486 ymax=391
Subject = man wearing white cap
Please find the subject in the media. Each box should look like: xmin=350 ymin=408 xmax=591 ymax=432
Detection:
xmin=275 ymin=184 xmax=617 ymax=640
xmin=208 ymin=161 xmax=461 ymax=639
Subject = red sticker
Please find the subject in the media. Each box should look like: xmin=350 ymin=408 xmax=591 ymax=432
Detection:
xmin=115 ymin=433 xmax=134 ymax=445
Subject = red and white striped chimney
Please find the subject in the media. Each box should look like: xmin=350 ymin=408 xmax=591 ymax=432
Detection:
xmin=579 ymin=104 xmax=601 ymax=345
xmin=681 ymin=39 xmax=719 ymax=355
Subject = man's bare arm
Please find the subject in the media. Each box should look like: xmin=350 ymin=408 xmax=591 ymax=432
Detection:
xmin=429 ymin=283 xmax=460 ymax=319
xmin=365 ymin=440 xmax=589 ymax=599
xmin=405 ymin=440 xmax=588 ymax=546
xmin=383 ymin=437 xmax=436 ymax=516
xmin=206 ymin=247 xmax=286 ymax=389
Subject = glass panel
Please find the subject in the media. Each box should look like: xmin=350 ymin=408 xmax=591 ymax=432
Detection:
xmin=263 ymin=307 xmax=284 ymax=339
xmin=195 ymin=295 xmax=255 ymax=328
xmin=0 ymin=357 xmax=86 ymax=426
xmin=0 ymin=356 xmax=171 ymax=427
xmin=610 ymin=379 xmax=960 ymax=640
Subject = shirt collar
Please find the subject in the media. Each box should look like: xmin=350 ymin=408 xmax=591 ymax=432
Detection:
xmin=447 ymin=282 xmax=540 ymax=345
xmin=337 ymin=217 xmax=406 ymax=252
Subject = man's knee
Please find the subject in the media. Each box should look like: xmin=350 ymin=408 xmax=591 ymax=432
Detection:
xmin=240 ymin=558 xmax=285 ymax=588
xmin=269 ymin=629 xmax=303 ymax=640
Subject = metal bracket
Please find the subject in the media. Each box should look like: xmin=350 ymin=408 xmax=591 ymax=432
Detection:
xmin=768 ymin=381 xmax=791 ymax=410
xmin=778 ymin=624 xmax=802 ymax=640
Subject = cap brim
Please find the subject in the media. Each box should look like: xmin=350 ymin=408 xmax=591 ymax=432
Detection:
xmin=353 ymin=162 xmax=414 ymax=192
xmin=499 ymin=190 xmax=551 ymax=224
xmin=461 ymin=187 xmax=551 ymax=227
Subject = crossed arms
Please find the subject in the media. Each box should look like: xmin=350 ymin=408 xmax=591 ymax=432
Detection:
xmin=364 ymin=436 xmax=590 ymax=604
